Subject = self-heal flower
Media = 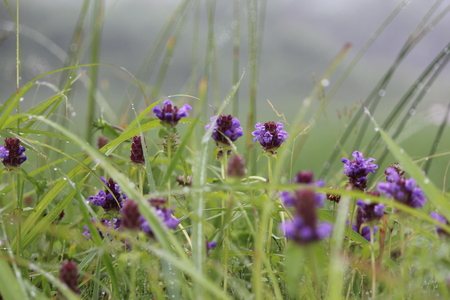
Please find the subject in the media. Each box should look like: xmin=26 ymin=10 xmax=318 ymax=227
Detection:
xmin=2 ymin=138 xmax=27 ymax=168
xmin=342 ymin=151 xmax=378 ymax=190
xmin=352 ymin=197 xmax=385 ymax=241
xmin=252 ymin=121 xmax=289 ymax=154
xmin=138 ymin=198 xmax=180 ymax=238
xmin=377 ymin=168 xmax=427 ymax=209
xmin=153 ymin=100 xmax=192 ymax=127
xmin=60 ymin=261 xmax=80 ymax=294
xmin=82 ymin=218 xmax=122 ymax=240
xmin=430 ymin=212 xmax=450 ymax=237
xmin=205 ymin=115 xmax=243 ymax=147
xmin=280 ymin=189 xmax=332 ymax=244
xmin=130 ymin=136 xmax=145 ymax=164
xmin=88 ymin=177 xmax=127 ymax=211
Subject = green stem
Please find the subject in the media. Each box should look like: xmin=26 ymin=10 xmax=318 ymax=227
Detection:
xmin=370 ymin=226 xmax=376 ymax=298
xmin=266 ymin=156 xmax=273 ymax=251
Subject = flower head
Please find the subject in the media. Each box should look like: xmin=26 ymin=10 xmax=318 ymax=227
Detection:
xmin=82 ymin=218 xmax=122 ymax=240
xmin=377 ymin=168 xmax=427 ymax=209
xmin=121 ymin=199 xmax=142 ymax=230
xmin=252 ymin=121 xmax=289 ymax=154
xmin=130 ymin=136 xmax=145 ymax=164
xmin=227 ymin=155 xmax=247 ymax=178
xmin=88 ymin=177 xmax=127 ymax=211
xmin=153 ymin=100 xmax=192 ymax=127
xmin=279 ymin=173 xmax=332 ymax=245
xmin=352 ymin=197 xmax=385 ymax=241
xmin=342 ymin=151 xmax=378 ymax=190
xmin=205 ymin=115 xmax=243 ymax=147
xmin=430 ymin=212 xmax=450 ymax=237
xmin=1 ymin=138 xmax=27 ymax=168
xmin=60 ymin=261 xmax=80 ymax=294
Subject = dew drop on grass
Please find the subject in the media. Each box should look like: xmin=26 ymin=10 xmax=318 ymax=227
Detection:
xmin=424 ymin=178 xmax=430 ymax=184
xmin=378 ymin=90 xmax=386 ymax=97
xmin=400 ymin=148 xmax=404 ymax=153
xmin=321 ymin=79 xmax=330 ymax=87
xmin=374 ymin=127 xmax=379 ymax=132
xmin=19 ymin=97 xmax=24 ymax=102
xmin=323 ymin=162 xmax=330 ymax=169
xmin=71 ymin=112 xmax=76 ymax=117
xmin=409 ymin=109 xmax=416 ymax=116
xmin=63 ymin=177 xmax=67 ymax=181
xmin=53 ymin=168 xmax=57 ymax=171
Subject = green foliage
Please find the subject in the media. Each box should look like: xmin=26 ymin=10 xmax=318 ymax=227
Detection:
xmin=1 ymin=1 xmax=450 ymax=300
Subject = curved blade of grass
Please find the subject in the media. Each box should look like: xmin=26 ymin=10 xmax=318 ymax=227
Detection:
xmin=192 ymin=71 xmax=244 ymax=299
xmin=363 ymin=107 xmax=450 ymax=220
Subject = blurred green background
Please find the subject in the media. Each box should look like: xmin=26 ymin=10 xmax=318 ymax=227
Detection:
xmin=1 ymin=0 xmax=450 ymax=186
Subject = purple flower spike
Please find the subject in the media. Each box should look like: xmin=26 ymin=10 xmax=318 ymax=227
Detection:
xmin=352 ymin=198 xmax=385 ymax=241
xmin=377 ymin=168 xmax=427 ymax=209
xmin=252 ymin=121 xmax=289 ymax=154
xmin=342 ymin=151 xmax=378 ymax=190
xmin=2 ymin=138 xmax=27 ymax=168
xmin=88 ymin=177 xmax=127 ymax=211
xmin=153 ymin=100 xmax=192 ymax=127
xmin=280 ymin=188 xmax=332 ymax=245
xmin=139 ymin=198 xmax=180 ymax=237
xmin=60 ymin=261 xmax=80 ymax=294
xmin=130 ymin=136 xmax=145 ymax=164
xmin=205 ymin=115 xmax=243 ymax=147
xmin=430 ymin=212 xmax=450 ymax=237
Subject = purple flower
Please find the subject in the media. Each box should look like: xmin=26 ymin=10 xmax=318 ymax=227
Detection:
xmin=60 ymin=261 xmax=80 ymax=294
xmin=205 ymin=115 xmax=243 ymax=147
xmin=130 ymin=136 xmax=145 ymax=164
xmin=153 ymin=100 xmax=192 ymax=127
xmin=281 ymin=171 xmax=326 ymax=208
xmin=352 ymin=197 xmax=385 ymax=241
xmin=139 ymin=198 xmax=180 ymax=237
xmin=82 ymin=218 xmax=122 ymax=239
xmin=252 ymin=121 xmax=289 ymax=154
xmin=88 ymin=177 xmax=127 ymax=211
xmin=2 ymin=138 xmax=27 ymax=168
xmin=227 ymin=155 xmax=247 ymax=178
xmin=342 ymin=151 xmax=378 ymax=190
xmin=377 ymin=168 xmax=427 ymax=209
xmin=121 ymin=199 xmax=142 ymax=230
xmin=430 ymin=212 xmax=450 ymax=237
xmin=280 ymin=189 xmax=332 ymax=244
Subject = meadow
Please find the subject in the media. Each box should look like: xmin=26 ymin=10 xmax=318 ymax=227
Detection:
xmin=1 ymin=1 xmax=450 ymax=299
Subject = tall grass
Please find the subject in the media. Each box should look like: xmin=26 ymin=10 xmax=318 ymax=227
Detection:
xmin=1 ymin=1 xmax=450 ymax=299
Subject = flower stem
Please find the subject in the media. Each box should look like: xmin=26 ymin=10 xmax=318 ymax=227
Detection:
xmin=370 ymin=225 xmax=377 ymax=298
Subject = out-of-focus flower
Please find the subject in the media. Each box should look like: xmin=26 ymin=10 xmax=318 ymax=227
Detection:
xmin=280 ymin=173 xmax=332 ymax=245
xmin=1 ymin=138 xmax=27 ymax=168
xmin=82 ymin=218 xmax=122 ymax=240
xmin=227 ymin=155 xmax=247 ymax=178
xmin=88 ymin=177 xmax=127 ymax=211
xmin=430 ymin=212 xmax=450 ymax=237
xmin=377 ymin=168 xmax=427 ymax=209
xmin=252 ymin=121 xmax=289 ymax=154
xmin=352 ymin=197 xmax=385 ymax=241
xmin=205 ymin=115 xmax=243 ymax=147
xmin=60 ymin=261 xmax=80 ymax=294
xmin=153 ymin=100 xmax=192 ymax=127
xmin=97 ymin=136 xmax=108 ymax=149
xmin=121 ymin=200 xmax=142 ymax=230
xmin=176 ymin=175 xmax=192 ymax=186
xmin=130 ymin=136 xmax=145 ymax=164
xmin=342 ymin=151 xmax=378 ymax=190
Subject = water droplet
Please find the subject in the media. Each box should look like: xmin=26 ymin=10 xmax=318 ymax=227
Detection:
xmin=321 ymin=79 xmax=330 ymax=87
xmin=400 ymin=149 xmax=404 ymax=153
xmin=71 ymin=112 xmax=76 ymax=117
xmin=63 ymin=177 xmax=67 ymax=181
xmin=53 ymin=168 xmax=57 ymax=171
xmin=374 ymin=127 xmax=379 ymax=132
xmin=409 ymin=109 xmax=416 ymax=116
xmin=378 ymin=90 xmax=386 ymax=97
xmin=66 ymin=141 xmax=69 ymax=144
xmin=19 ymin=97 xmax=24 ymax=102
xmin=424 ymin=178 xmax=430 ymax=184
xmin=323 ymin=162 xmax=330 ymax=169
